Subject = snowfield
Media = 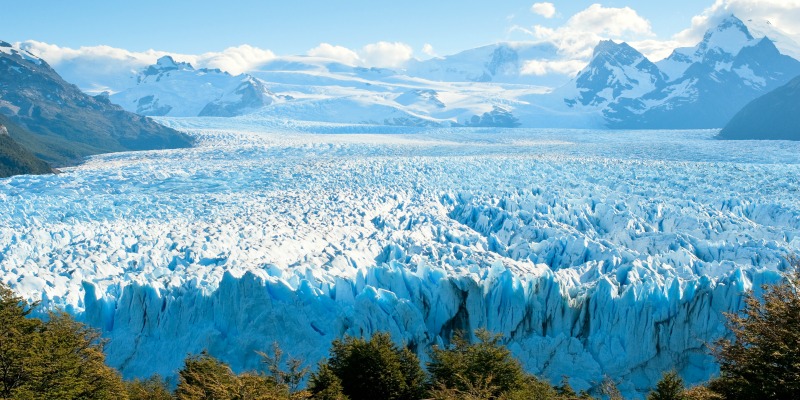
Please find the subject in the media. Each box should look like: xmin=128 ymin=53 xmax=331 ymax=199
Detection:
xmin=2 ymin=121 xmax=799 ymax=396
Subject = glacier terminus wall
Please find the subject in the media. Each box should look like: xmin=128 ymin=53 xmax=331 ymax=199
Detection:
xmin=1 ymin=123 xmax=798 ymax=397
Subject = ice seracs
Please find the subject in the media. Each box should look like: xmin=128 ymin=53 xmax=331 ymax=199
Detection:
xmin=2 ymin=124 xmax=800 ymax=397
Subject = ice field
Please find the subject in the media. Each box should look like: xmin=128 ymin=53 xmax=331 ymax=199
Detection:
xmin=1 ymin=120 xmax=799 ymax=396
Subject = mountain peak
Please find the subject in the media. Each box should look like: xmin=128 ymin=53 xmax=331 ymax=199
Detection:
xmin=0 ymin=40 xmax=44 ymax=66
xmin=591 ymin=40 xmax=643 ymax=60
xmin=592 ymin=40 xmax=619 ymax=56
xmin=141 ymin=56 xmax=194 ymax=77
xmin=156 ymin=55 xmax=178 ymax=67
xmin=717 ymin=14 xmax=750 ymax=32
xmin=698 ymin=15 xmax=755 ymax=56
xmin=567 ymin=40 xmax=664 ymax=107
xmin=155 ymin=55 xmax=193 ymax=70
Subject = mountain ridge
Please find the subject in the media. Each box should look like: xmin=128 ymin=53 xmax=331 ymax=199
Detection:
xmin=0 ymin=40 xmax=194 ymax=167
xmin=0 ymin=114 xmax=53 ymax=178
xmin=719 ymin=73 xmax=800 ymax=140
xmin=14 ymin=15 xmax=800 ymax=130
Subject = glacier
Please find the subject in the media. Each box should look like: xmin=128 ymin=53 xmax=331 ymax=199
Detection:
xmin=1 ymin=122 xmax=799 ymax=397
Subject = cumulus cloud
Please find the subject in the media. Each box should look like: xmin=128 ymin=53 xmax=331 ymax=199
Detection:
xmin=422 ymin=43 xmax=438 ymax=58
xmin=20 ymin=40 xmax=276 ymax=76
xmin=21 ymin=41 xmax=157 ymax=66
xmin=569 ymin=4 xmax=653 ymax=37
xmin=307 ymin=43 xmax=361 ymax=65
xmin=306 ymin=41 xmax=414 ymax=68
xmin=361 ymin=41 xmax=413 ymax=68
xmin=520 ymin=59 xmax=586 ymax=76
xmin=674 ymin=0 xmax=800 ymax=44
xmin=627 ymin=39 xmax=684 ymax=62
xmin=199 ymin=45 xmax=276 ymax=75
xmin=531 ymin=2 xmax=556 ymax=19
xmin=506 ymin=3 xmax=667 ymax=77
xmin=525 ymin=4 xmax=656 ymax=60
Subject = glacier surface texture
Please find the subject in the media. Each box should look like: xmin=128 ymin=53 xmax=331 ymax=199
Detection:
xmin=1 ymin=122 xmax=799 ymax=396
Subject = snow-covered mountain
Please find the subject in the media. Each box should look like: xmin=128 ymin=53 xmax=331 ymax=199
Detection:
xmin=26 ymin=15 xmax=800 ymax=130
xmin=602 ymin=16 xmax=800 ymax=129
xmin=243 ymin=55 xmax=549 ymax=127
xmin=0 ymin=40 xmax=193 ymax=166
xmin=406 ymin=42 xmax=568 ymax=87
xmin=562 ymin=40 xmax=666 ymax=109
xmin=111 ymin=56 xmax=281 ymax=117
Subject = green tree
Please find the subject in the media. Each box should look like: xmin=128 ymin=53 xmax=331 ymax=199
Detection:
xmin=13 ymin=311 xmax=127 ymax=400
xmin=176 ymin=351 xmax=240 ymax=400
xmin=176 ymin=351 xmax=303 ymax=400
xmin=236 ymin=372 xmax=292 ymax=400
xmin=428 ymin=329 xmax=526 ymax=398
xmin=320 ymin=332 xmax=425 ymax=400
xmin=0 ymin=284 xmax=41 ymax=398
xmin=554 ymin=378 xmax=591 ymax=400
xmin=711 ymin=269 xmax=800 ymax=399
xmin=258 ymin=342 xmax=310 ymax=395
xmin=307 ymin=364 xmax=349 ymax=400
xmin=506 ymin=376 xmax=560 ymax=400
xmin=648 ymin=371 xmax=685 ymax=400
xmin=682 ymin=385 xmax=722 ymax=400
xmin=125 ymin=375 xmax=172 ymax=400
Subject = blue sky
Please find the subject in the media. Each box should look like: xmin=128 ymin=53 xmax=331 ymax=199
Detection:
xmin=1 ymin=1 xmax=718 ymax=55
xmin=3 ymin=1 xmax=799 ymax=78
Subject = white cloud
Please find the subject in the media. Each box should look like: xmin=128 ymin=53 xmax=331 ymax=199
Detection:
xmin=305 ymin=41 xmax=414 ymax=68
xmin=628 ymin=39 xmax=684 ymax=62
xmin=361 ymin=41 xmax=413 ymax=68
xmin=531 ymin=2 xmax=556 ymax=19
xmin=20 ymin=40 xmax=276 ymax=76
xmin=199 ymin=45 xmax=276 ymax=75
xmin=568 ymin=4 xmax=653 ymax=38
xmin=674 ymin=0 xmax=800 ymax=44
xmin=508 ymin=4 xmax=665 ymax=79
xmin=521 ymin=59 xmax=586 ymax=76
xmin=526 ymin=4 xmax=655 ymax=60
xmin=307 ymin=43 xmax=361 ymax=65
xmin=422 ymin=43 xmax=438 ymax=58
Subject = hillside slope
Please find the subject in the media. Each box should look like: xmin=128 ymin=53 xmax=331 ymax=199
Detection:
xmin=0 ymin=116 xmax=52 ymax=178
xmin=719 ymin=74 xmax=800 ymax=140
xmin=0 ymin=41 xmax=193 ymax=166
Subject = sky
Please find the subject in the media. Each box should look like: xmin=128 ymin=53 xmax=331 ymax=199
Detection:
xmin=1 ymin=1 xmax=710 ymax=56
xmin=3 ymin=1 xmax=800 ymax=76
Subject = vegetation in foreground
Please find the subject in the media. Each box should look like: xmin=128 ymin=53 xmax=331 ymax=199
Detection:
xmin=1 ymin=269 xmax=797 ymax=399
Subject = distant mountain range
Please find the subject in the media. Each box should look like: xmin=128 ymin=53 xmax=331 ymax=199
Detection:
xmin=39 ymin=15 xmax=793 ymax=131
xmin=3 ymin=14 xmax=799 ymax=147
xmin=110 ymin=56 xmax=282 ymax=117
xmin=0 ymin=40 xmax=194 ymax=176
xmin=601 ymin=16 xmax=800 ymax=129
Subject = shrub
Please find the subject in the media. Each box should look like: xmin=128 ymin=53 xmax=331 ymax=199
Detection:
xmin=712 ymin=269 xmax=800 ymax=399
xmin=648 ymin=371 xmax=685 ymax=400
xmin=125 ymin=375 xmax=172 ymax=400
xmin=316 ymin=332 xmax=425 ymax=400
xmin=428 ymin=329 xmax=526 ymax=398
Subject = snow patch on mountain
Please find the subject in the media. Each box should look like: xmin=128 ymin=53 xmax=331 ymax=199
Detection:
xmin=0 ymin=41 xmax=44 ymax=66
xmin=111 ymin=56 xmax=280 ymax=117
